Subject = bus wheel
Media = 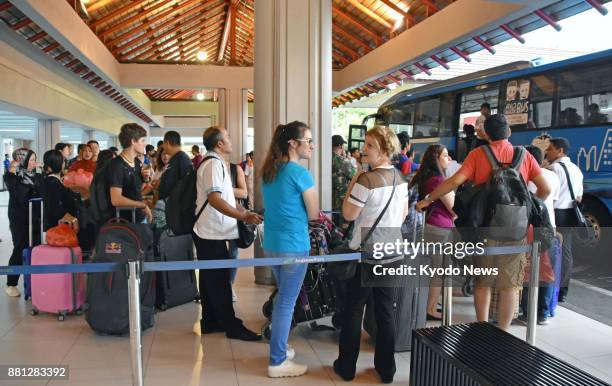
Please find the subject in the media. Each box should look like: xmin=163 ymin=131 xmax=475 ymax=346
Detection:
xmin=576 ymin=197 xmax=611 ymax=255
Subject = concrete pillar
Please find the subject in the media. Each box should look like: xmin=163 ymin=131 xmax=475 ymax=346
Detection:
xmin=218 ymin=88 xmax=248 ymax=163
xmin=35 ymin=119 xmax=60 ymax=159
xmin=253 ymin=0 xmax=332 ymax=284
xmin=84 ymin=129 xmax=95 ymax=143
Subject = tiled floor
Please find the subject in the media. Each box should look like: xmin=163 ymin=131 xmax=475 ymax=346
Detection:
xmin=1 ymin=191 xmax=612 ymax=385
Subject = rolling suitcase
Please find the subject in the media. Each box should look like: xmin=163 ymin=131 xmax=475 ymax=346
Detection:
xmin=363 ymin=214 xmax=428 ymax=352
xmin=23 ymin=198 xmax=43 ymax=301
xmin=156 ymin=229 xmax=198 ymax=311
xmin=85 ymin=208 xmax=156 ymax=335
xmin=30 ymin=243 xmax=86 ymax=321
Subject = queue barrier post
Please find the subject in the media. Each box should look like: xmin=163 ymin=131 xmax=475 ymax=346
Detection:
xmin=127 ymin=260 xmax=144 ymax=386
xmin=441 ymin=253 xmax=452 ymax=326
xmin=526 ymin=241 xmax=540 ymax=346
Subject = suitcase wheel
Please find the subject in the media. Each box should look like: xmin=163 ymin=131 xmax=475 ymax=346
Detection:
xmin=262 ymin=321 xmax=272 ymax=341
xmin=262 ymin=300 xmax=273 ymax=319
xmin=75 ymin=309 xmax=83 ymax=316
xmin=31 ymin=307 xmax=39 ymax=316
xmin=159 ymin=303 xmax=168 ymax=312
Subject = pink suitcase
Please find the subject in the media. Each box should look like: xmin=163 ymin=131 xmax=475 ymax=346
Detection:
xmin=31 ymin=245 xmax=87 ymax=321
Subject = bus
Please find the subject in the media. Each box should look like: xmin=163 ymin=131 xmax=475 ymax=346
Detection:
xmin=356 ymin=48 xmax=612 ymax=253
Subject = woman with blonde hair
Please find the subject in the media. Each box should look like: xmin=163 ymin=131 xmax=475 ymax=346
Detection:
xmin=334 ymin=126 xmax=408 ymax=384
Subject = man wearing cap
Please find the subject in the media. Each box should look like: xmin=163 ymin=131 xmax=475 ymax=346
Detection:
xmin=331 ymin=135 xmax=356 ymax=232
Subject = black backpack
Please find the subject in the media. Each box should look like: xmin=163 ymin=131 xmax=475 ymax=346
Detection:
xmin=481 ymin=145 xmax=532 ymax=241
xmin=88 ymin=164 xmax=112 ymax=225
xmin=86 ymin=218 xmax=156 ymax=335
xmin=165 ymin=155 xmax=222 ymax=235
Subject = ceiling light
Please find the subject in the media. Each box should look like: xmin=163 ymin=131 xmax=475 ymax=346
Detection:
xmin=196 ymin=50 xmax=208 ymax=61
xmin=393 ymin=18 xmax=403 ymax=31
xmin=195 ymin=92 xmax=205 ymax=101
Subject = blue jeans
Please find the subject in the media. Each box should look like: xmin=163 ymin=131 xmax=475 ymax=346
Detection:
xmin=229 ymin=240 xmax=238 ymax=283
xmin=265 ymin=250 xmax=309 ymax=366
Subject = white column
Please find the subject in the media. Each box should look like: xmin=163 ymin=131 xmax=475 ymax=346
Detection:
xmin=253 ymin=0 xmax=332 ymax=283
xmin=217 ymin=88 xmax=248 ymax=163
xmin=35 ymin=119 xmax=60 ymax=157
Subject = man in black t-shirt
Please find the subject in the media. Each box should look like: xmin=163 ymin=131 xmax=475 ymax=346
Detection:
xmin=156 ymin=131 xmax=193 ymax=200
xmin=108 ymin=123 xmax=152 ymax=223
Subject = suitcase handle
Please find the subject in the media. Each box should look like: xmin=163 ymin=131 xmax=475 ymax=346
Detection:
xmin=115 ymin=207 xmax=137 ymax=223
xmin=28 ymin=198 xmax=44 ymax=247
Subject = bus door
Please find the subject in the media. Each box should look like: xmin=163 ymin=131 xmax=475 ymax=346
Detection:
xmin=455 ymin=85 xmax=500 ymax=161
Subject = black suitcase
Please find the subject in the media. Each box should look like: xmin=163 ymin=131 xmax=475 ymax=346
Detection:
xmin=363 ymin=212 xmax=428 ymax=352
xmin=85 ymin=210 xmax=156 ymax=335
xmin=156 ymin=230 xmax=199 ymax=310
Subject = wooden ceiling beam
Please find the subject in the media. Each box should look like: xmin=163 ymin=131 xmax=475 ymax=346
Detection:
xmin=333 ymin=50 xmax=351 ymax=66
xmin=346 ymin=0 xmax=393 ymax=29
xmin=155 ymin=20 xmax=223 ymax=60
xmin=217 ymin=0 xmax=240 ymax=62
xmin=87 ymin=0 xmax=119 ymax=14
xmin=332 ymin=37 xmax=359 ymax=61
xmin=175 ymin=33 xmax=220 ymax=60
xmin=114 ymin=0 xmax=224 ymax=56
xmin=332 ymin=6 xmax=381 ymax=46
xmin=333 ymin=24 xmax=371 ymax=52
xmin=379 ymin=0 xmax=416 ymax=27
xmin=182 ymin=38 xmax=219 ymax=61
xmin=105 ymin=0 xmax=198 ymax=46
xmin=100 ymin=0 xmax=174 ymax=39
xmin=91 ymin=0 xmax=148 ymax=29
xmin=142 ymin=16 xmax=225 ymax=60
xmin=129 ymin=14 xmax=218 ymax=60
xmin=229 ymin=1 xmax=237 ymax=64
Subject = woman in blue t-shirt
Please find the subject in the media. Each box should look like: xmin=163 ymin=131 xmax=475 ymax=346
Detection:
xmin=261 ymin=121 xmax=319 ymax=378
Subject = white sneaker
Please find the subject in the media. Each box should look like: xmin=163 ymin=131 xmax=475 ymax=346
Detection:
xmin=232 ymin=287 xmax=238 ymax=302
xmin=287 ymin=345 xmax=295 ymax=360
xmin=5 ymin=286 xmax=20 ymax=297
xmin=268 ymin=359 xmax=307 ymax=378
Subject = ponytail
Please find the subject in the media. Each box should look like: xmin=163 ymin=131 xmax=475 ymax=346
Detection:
xmin=261 ymin=121 xmax=308 ymax=183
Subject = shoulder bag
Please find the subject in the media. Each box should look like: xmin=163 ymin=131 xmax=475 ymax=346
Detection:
xmin=328 ymin=169 xmax=397 ymax=280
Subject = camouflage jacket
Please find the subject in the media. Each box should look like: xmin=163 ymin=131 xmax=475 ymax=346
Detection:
xmin=332 ymin=152 xmax=356 ymax=211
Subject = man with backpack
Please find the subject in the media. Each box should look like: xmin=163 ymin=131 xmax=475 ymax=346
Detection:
xmin=417 ymin=114 xmax=551 ymax=330
xmin=193 ymin=126 xmax=262 ymax=341
xmin=156 ymin=131 xmax=193 ymax=199
xmin=108 ymin=123 xmax=152 ymax=223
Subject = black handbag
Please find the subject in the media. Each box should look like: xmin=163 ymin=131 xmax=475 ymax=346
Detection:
xmin=236 ymin=220 xmax=256 ymax=248
xmin=558 ymin=162 xmax=594 ymax=239
xmin=328 ymin=170 xmax=397 ymax=280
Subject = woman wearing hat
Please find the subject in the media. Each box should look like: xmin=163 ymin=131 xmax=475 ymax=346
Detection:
xmin=4 ymin=148 xmax=43 ymax=297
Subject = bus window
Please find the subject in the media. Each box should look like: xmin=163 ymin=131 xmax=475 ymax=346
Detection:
xmin=414 ymin=98 xmax=440 ymax=137
xmin=385 ymin=103 xmax=415 ymax=129
xmin=559 ymin=97 xmax=584 ymax=126
xmin=389 ymin=124 xmax=413 ymax=136
xmin=587 ymin=93 xmax=611 ymax=124
xmin=527 ymin=74 xmax=555 ymax=129
xmin=458 ymin=87 xmax=499 ymax=134
xmin=439 ymin=93 xmax=455 ymax=137
xmin=557 ymin=65 xmax=612 ymax=127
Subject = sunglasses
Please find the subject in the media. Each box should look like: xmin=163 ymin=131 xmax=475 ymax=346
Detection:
xmin=295 ymin=138 xmax=314 ymax=145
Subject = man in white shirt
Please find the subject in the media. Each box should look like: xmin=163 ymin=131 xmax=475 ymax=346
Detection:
xmin=193 ymin=126 xmax=262 ymax=341
xmin=474 ymin=103 xmax=491 ymax=141
xmin=546 ymin=137 xmax=583 ymax=303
